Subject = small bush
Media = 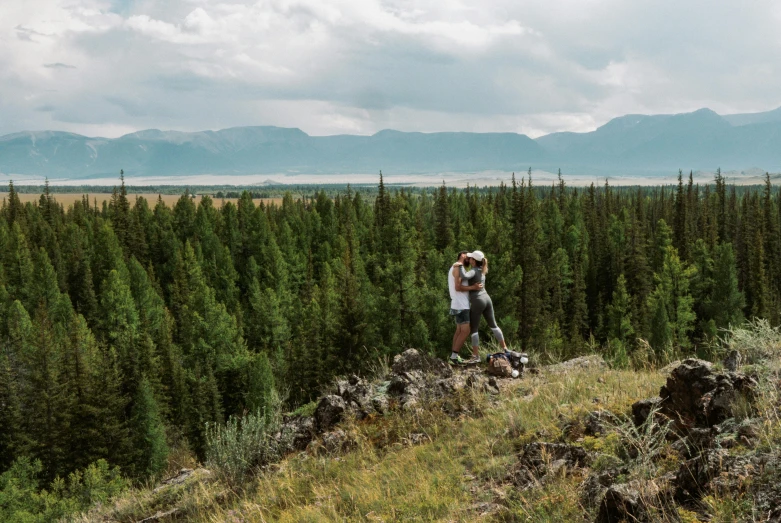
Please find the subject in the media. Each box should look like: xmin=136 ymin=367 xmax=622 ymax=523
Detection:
xmin=719 ymin=318 xmax=781 ymax=364
xmin=205 ymin=409 xmax=285 ymax=486
xmin=605 ymin=339 xmax=630 ymax=369
xmin=0 ymin=457 xmax=128 ymax=523
xmin=289 ymin=401 xmax=317 ymax=418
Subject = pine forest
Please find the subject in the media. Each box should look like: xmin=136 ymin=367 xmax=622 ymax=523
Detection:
xmin=0 ymin=169 xmax=779 ymax=510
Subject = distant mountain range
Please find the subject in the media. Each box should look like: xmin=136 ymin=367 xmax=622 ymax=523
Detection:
xmin=3 ymin=107 xmax=781 ymax=180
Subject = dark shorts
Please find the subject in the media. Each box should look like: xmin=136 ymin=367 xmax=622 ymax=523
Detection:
xmin=450 ymin=309 xmax=470 ymax=325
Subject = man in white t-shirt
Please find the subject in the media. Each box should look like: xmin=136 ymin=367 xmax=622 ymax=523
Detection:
xmin=448 ymin=251 xmax=482 ymax=365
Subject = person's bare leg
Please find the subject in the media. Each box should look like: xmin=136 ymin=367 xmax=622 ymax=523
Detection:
xmin=451 ymin=326 xmax=461 ymax=353
xmin=455 ymin=324 xmax=470 ymax=353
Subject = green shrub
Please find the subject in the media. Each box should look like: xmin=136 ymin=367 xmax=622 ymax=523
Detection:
xmin=289 ymin=401 xmax=317 ymax=418
xmin=718 ymin=318 xmax=781 ymax=364
xmin=205 ymin=409 xmax=285 ymax=486
xmin=0 ymin=458 xmax=128 ymax=523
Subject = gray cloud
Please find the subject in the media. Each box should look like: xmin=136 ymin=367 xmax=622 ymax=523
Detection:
xmin=1 ymin=0 xmax=781 ymax=138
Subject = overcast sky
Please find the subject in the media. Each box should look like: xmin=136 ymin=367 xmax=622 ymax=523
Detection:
xmin=3 ymin=0 xmax=781 ymax=138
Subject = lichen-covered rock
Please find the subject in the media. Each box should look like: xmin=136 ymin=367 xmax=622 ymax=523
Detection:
xmin=596 ymin=475 xmax=675 ymax=523
xmin=371 ymin=394 xmax=389 ymax=415
xmin=335 ymin=374 xmax=373 ymax=419
xmin=404 ymin=432 xmax=429 ymax=446
xmin=509 ymin=442 xmax=591 ymax=489
xmin=722 ymin=349 xmax=742 ymax=372
xmin=317 ymin=428 xmax=355 ymax=454
xmin=391 ymin=348 xmax=453 ymax=378
xmin=659 ymin=358 xmax=757 ymax=428
xmin=674 ymin=448 xmax=763 ymax=501
xmin=278 ymin=415 xmax=316 ymax=450
xmin=314 ymin=394 xmax=347 ymax=432
xmin=631 ymin=397 xmax=663 ymax=427
xmin=580 ymin=467 xmax=629 ymax=510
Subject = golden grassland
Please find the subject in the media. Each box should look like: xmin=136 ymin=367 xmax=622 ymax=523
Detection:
xmin=0 ymin=192 xmax=284 ymax=209
xmin=79 ymin=362 xmax=675 ymax=522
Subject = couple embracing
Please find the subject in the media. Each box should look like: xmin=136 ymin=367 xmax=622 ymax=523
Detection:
xmin=447 ymin=250 xmax=507 ymax=365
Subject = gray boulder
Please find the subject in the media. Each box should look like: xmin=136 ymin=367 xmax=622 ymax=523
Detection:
xmin=278 ymin=415 xmax=316 ymax=451
xmin=315 ymin=394 xmax=347 ymax=432
xmin=391 ymin=348 xmax=453 ymax=378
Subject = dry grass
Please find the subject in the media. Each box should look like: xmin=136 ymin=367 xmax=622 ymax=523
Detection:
xmin=82 ymin=362 xmax=665 ymax=522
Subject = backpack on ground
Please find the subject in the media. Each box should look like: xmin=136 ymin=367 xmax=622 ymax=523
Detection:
xmin=486 ymin=353 xmax=513 ymax=377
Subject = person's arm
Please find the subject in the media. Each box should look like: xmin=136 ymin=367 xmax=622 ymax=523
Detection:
xmin=458 ymin=265 xmax=476 ymax=280
xmin=453 ymin=264 xmax=482 ymax=291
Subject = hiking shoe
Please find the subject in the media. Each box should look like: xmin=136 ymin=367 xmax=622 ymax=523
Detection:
xmin=465 ymin=355 xmax=481 ymax=365
xmin=449 ymin=355 xmax=468 ymax=366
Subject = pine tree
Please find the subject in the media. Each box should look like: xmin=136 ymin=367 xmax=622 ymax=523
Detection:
xmin=245 ymin=352 xmax=276 ymax=417
xmin=709 ymin=243 xmax=745 ymax=330
xmin=673 ymin=170 xmax=689 ymax=259
xmin=607 ymin=274 xmax=634 ymax=344
xmin=647 ymin=246 xmax=696 ymax=354
xmin=129 ymin=377 xmax=168 ymax=479
xmin=747 ymin=221 xmax=770 ymax=319
xmin=513 ymin=173 xmax=544 ymax=348
xmin=5 ymin=180 xmax=23 ymax=224
xmin=648 ymin=290 xmax=672 ymax=354
xmin=109 ymin=172 xmax=132 ymax=253
xmin=763 ymin=173 xmax=781 ymax=318
xmin=19 ymin=305 xmax=72 ymax=481
xmin=62 ymin=313 xmax=131 ymax=472
xmin=0 ymin=342 xmax=23 ymax=471
xmin=3 ymin=223 xmax=35 ymax=309
xmin=433 ymin=182 xmax=454 ymax=250
xmin=652 ymin=219 xmax=673 ymax=273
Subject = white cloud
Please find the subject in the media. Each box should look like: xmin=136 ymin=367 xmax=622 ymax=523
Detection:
xmin=1 ymin=0 xmax=781 ymax=138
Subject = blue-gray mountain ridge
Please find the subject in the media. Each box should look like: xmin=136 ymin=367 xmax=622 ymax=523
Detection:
xmin=2 ymin=107 xmax=781 ymax=179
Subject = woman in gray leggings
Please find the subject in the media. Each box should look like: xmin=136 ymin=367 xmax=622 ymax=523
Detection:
xmin=458 ymin=250 xmax=507 ymax=356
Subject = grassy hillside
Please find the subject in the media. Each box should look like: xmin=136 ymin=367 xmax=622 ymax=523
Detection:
xmin=74 ymin=361 xmax=659 ymax=521
xmin=74 ymin=324 xmax=781 ymax=522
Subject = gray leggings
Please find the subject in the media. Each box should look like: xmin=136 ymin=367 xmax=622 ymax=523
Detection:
xmin=470 ymin=293 xmax=504 ymax=346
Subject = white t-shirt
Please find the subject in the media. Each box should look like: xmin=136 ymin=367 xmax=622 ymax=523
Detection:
xmin=448 ymin=264 xmax=470 ymax=310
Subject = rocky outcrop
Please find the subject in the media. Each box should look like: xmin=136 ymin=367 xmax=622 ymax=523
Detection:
xmin=510 ymin=442 xmax=591 ymax=489
xmin=314 ymin=394 xmax=347 ymax=432
xmin=595 ymin=475 xmax=675 ymax=523
xmin=580 ymin=467 xmax=629 ymax=510
xmin=276 ymin=348 xmax=517 ymax=455
xmin=630 ymin=358 xmax=757 ymax=431
xmin=278 ymin=414 xmax=316 ymax=450
xmin=391 ymin=348 xmax=453 ymax=377
xmin=657 ymin=358 xmax=757 ymax=428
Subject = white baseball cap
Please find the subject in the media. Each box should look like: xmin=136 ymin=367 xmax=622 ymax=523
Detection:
xmin=467 ymin=250 xmax=484 ymax=262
